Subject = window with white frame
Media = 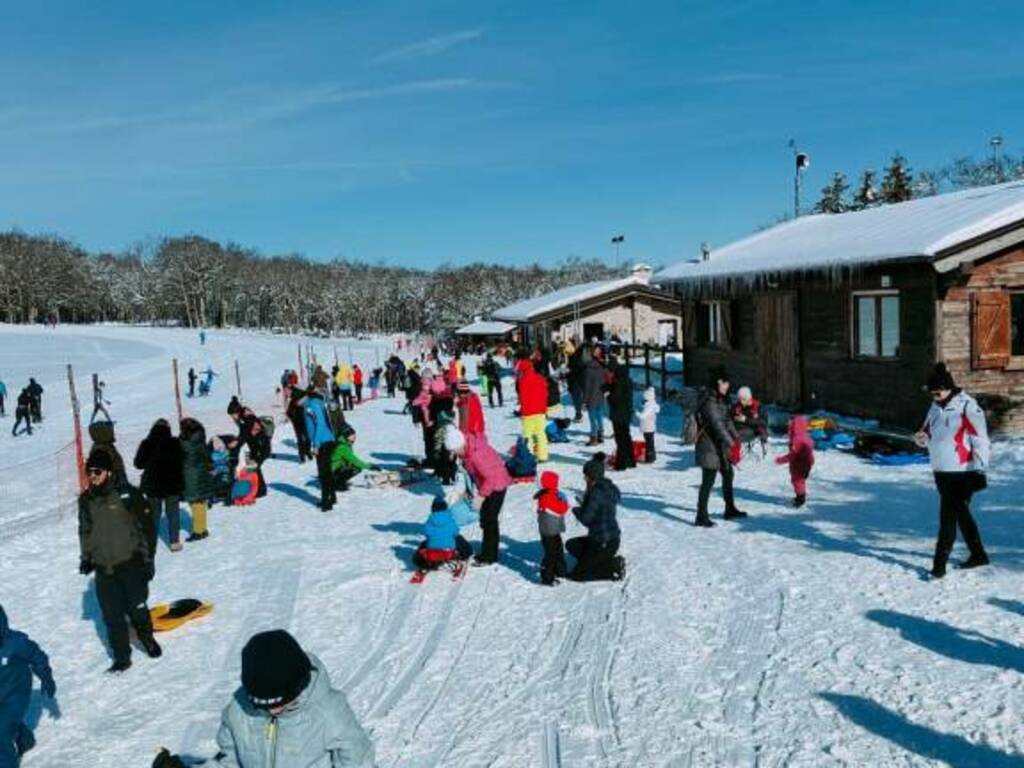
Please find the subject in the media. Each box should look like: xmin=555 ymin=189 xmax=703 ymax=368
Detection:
xmin=852 ymin=291 xmax=900 ymax=358
xmin=698 ymin=301 xmax=725 ymax=347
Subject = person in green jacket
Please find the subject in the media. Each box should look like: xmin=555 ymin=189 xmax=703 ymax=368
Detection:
xmin=180 ymin=417 xmax=216 ymax=542
xmin=329 ymin=424 xmax=378 ymax=493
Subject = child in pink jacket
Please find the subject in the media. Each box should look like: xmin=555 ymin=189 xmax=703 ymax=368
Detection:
xmin=775 ymin=415 xmax=815 ymax=508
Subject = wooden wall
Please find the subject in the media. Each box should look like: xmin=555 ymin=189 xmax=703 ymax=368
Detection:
xmin=938 ymin=245 xmax=1024 ymax=432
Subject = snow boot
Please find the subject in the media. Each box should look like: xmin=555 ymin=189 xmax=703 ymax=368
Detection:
xmin=141 ymin=635 xmax=163 ymax=659
xmin=186 ymin=531 xmax=208 ymax=542
xmin=957 ymin=552 xmax=990 ymax=570
xmin=792 ymin=495 xmax=806 ymax=508
xmin=107 ymin=659 xmax=132 ymax=674
xmin=15 ymin=723 xmax=35 ymax=757
xmin=472 ymin=555 xmax=496 ymax=568
xmin=723 ymin=507 xmax=748 ymax=520
xmin=931 ymin=547 xmax=949 ymax=579
xmin=694 ymin=510 xmax=716 ymax=528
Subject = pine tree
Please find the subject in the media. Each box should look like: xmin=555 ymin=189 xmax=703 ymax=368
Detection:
xmin=814 ymin=172 xmax=850 ymax=214
xmin=880 ymin=153 xmax=914 ymax=203
xmin=851 ymin=169 xmax=877 ymax=210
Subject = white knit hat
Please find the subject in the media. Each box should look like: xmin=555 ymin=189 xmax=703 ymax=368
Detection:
xmin=737 ymin=386 xmax=753 ymax=404
xmin=444 ymin=428 xmax=466 ymax=453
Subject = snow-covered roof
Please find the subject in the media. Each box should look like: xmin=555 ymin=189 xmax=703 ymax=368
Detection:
xmin=657 ymin=180 xmax=1024 ymax=283
xmin=492 ymin=276 xmax=657 ymax=323
xmin=454 ymin=320 xmax=516 ymax=336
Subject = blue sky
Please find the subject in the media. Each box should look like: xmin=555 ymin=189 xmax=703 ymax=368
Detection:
xmin=1 ymin=0 xmax=1022 ymax=269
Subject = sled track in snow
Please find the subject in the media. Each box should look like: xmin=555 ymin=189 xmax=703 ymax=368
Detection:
xmin=541 ymin=721 xmax=563 ymax=768
xmin=585 ymin=575 xmax=630 ymax=764
xmin=675 ymin=586 xmax=785 ymax=768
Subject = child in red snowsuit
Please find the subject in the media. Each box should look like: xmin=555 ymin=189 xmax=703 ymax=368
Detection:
xmin=535 ymin=470 xmax=569 ymax=585
xmin=775 ymin=415 xmax=815 ymax=507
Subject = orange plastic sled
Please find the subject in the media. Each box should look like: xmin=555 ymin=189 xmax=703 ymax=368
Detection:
xmin=150 ymin=599 xmax=214 ymax=632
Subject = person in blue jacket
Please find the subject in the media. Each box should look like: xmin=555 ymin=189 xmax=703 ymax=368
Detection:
xmin=0 ymin=605 xmax=56 ymax=766
xmin=0 ymin=379 xmax=7 ymax=417
xmin=304 ymin=387 xmax=338 ymax=511
xmin=413 ymin=497 xmax=472 ymax=569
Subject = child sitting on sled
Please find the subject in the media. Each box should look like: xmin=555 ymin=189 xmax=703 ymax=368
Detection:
xmin=775 ymin=415 xmax=815 ymax=508
xmin=329 ymin=423 xmax=377 ymax=492
xmin=535 ymin=470 xmax=570 ymax=585
xmin=412 ymin=496 xmax=473 ymax=570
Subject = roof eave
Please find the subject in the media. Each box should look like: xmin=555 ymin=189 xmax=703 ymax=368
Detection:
xmin=932 ymin=218 xmax=1024 ymax=274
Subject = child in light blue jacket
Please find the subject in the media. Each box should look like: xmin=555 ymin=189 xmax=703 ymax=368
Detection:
xmin=413 ymin=497 xmax=472 ymax=569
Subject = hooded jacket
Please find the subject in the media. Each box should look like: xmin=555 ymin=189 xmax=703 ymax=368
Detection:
xmin=694 ymin=390 xmax=739 ymax=471
xmin=573 ymin=477 xmax=621 ymax=545
xmin=304 ymin=393 xmax=336 ymax=449
xmin=329 ymin=440 xmax=371 ymax=474
xmin=180 ymin=420 xmax=216 ymax=503
xmin=215 ymin=654 xmax=375 ymax=768
xmin=0 ymin=607 xmax=54 ymax=727
xmin=638 ymin=389 xmax=660 ymax=433
xmin=535 ymin=471 xmax=569 ymax=537
xmin=424 ymin=507 xmax=459 ymax=550
xmin=78 ymin=480 xmax=152 ymax=573
xmin=134 ymin=421 xmax=185 ymax=498
xmin=775 ymin=416 xmax=815 ymax=480
xmin=457 ymin=391 xmax=485 ymax=436
xmin=517 ymin=368 xmax=549 ymax=417
xmin=921 ymin=390 xmax=991 ymax=474
xmin=462 ymin=433 xmax=512 ymax=498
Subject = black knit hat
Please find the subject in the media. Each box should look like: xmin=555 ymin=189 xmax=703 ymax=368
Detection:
xmin=241 ymin=630 xmax=312 ymax=708
xmin=227 ymin=397 xmax=242 ymax=416
xmin=583 ymin=453 xmax=606 ymax=482
xmin=926 ymin=363 xmax=956 ymax=391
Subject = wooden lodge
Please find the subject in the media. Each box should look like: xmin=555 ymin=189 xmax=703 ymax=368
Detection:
xmin=656 ymin=181 xmax=1024 ymax=432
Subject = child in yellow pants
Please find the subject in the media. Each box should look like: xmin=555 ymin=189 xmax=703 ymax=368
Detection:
xmin=521 ymin=414 xmax=549 ymax=462
xmin=187 ymin=501 xmax=209 ymax=542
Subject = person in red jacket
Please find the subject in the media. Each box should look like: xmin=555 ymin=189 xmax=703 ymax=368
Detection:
xmin=353 ymin=365 xmax=364 ymax=403
xmin=775 ymin=415 xmax=815 ymax=507
xmin=535 ymin=470 xmax=569 ymax=585
xmin=518 ymin=362 xmax=550 ymax=462
xmin=456 ymin=381 xmax=485 ymax=437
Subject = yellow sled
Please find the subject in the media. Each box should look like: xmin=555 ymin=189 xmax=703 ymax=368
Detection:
xmin=150 ymin=599 xmax=214 ymax=632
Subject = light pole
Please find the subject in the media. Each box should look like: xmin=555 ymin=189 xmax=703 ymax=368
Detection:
xmin=789 ymin=139 xmax=810 ymax=217
xmin=611 ymin=234 xmax=625 ymax=266
xmin=990 ymin=135 xmax=1004 ymax=180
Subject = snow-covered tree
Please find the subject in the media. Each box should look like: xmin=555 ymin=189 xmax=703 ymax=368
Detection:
xmin=815 ymin=172 xmax=850 ymax=214
xmin=880 ymin=154 xmax=914 ymax=204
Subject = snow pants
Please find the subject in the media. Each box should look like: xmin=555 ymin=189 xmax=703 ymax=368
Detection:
xmin=0 ymin=392 xmax=5 ymax=417
xmin=567 ymin=536 xmax=620 ymax=582
xmin=540 ymin=534 xmax=567 ymax=585
xmin=477 ymin=489 xmax=507 ymax=563
xmin=340 ymin=388 xmax=354 ymax=411
xmin=95 ymin=559 xmax=154 ymax=666
xmin=11 ymin=409 xmax=30 ymax=436
xmin=790 ymin=472 xmax=808 ymax=498
xmin=569 ymin=384 xmax=583 ymax=421
xmin=521 ymin=414 xmax=549 ymax=462
xmin=189 ymin=501 xmax=208 ymax=536
xmin=487 ymin=379 xmax=504 ymax=407
xmin=316 ymin=441 xmax=337 ymax=509
xmin=697 ymin=465 xmax=735 ymax=519
xmin=421 ymin=424 xmax=437 ymax=467
xmin=413 ymin=537 xmax=472 ymax=569
xmin=643 ymin=432 xmax=656 ymax=463
xmin=612 ymin=420 xmax=635 ymax=470
xmin=355 ymin=383 xmax=363 ymax=403
xmin=289 ymin=414 xmax=312 ymax=463
xmin=933 ymin=472 xmax=986 ymax=567
xmin=150 ymin=496 xmax=181 ymax=547
xmin=0 ymin=719 xmax=34 ymax=768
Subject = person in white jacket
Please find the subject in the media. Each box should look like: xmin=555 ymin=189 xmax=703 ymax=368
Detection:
xmin=914 ymin=363 xmax=990 ymax=579
xmin=637 ymin=387 xmax=660 ymax=463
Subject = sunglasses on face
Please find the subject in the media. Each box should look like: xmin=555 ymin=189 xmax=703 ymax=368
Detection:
xmin=87 ymin=468 xmax=107 ymax=477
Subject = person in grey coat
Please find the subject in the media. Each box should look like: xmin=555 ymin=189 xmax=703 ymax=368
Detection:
xmin=581 ymin=347 xmax=608 ymax=445
xmin=694 ymin=366 xmax=745 ymax=527
xmin=154 ymin=630 xmax=375 ymax=768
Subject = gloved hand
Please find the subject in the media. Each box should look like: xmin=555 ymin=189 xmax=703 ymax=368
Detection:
xmin=79 ymin=559 xmax=94 ymax=576
xmin=152 ymin=748 xmax=187 ymax=768
xmin=41 ymin=677 xmax=56 ymax=699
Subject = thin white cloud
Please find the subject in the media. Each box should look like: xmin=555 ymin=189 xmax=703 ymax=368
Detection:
xmin=373 ymin=29 xmax=482 ymax=64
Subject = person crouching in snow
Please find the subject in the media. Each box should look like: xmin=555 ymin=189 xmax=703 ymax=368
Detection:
xmin=0 ymin=605 xmax=56 ymax=766
xmin=329 ymin=424 xmax=377 ymax=493
xmin=775 ymin=415 xmax=815 ymax=507
xmin=152 ymin=630 xmax=375 ymax=768
xmin=413 ymin=497 xmax=473 ymax=570
xmin=568 ymin=454 xmax=625 ymax=581
xmin=638 ymin=387 xmax=660 ymax=463
xmin=535 ymin=471 xmax=569 ymax=585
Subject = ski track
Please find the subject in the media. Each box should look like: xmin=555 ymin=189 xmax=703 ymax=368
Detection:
xmin=342 ymin=576 xmax=419 ymax=697
xmin=541 ymin=720 xmax=563 ymax=768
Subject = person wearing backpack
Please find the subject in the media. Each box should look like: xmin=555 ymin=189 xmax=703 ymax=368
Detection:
xmin=914 ymin=363 xmax=990 ymax=579
xmin=694 ymin=366 xmax=745 ymax=527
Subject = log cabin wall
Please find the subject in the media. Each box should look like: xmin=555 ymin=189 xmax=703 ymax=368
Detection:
xmin=938 ymin=245 xmax=1024 ymax=433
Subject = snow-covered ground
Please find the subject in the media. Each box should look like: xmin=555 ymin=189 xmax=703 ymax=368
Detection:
xmin=1 ymin=325 xmax=1022 ymax=767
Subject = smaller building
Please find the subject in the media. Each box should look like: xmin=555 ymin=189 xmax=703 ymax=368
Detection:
xmin=453 ymin=319 xmax=517 ymax=349
xmin=491 ymin=264 xmax=682 ymax=349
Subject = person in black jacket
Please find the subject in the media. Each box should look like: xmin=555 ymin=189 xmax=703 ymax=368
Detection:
xmin=606 ymin=358 xmax=636 ymax=471
xmin=134 ymin=419 xmax=186 ymax=552
xmin=79 ymin=450 xmax=161 ymax=673
xmin=567 ymin=454 xmax=625 ymax=581
xmin=286 ymin=388 xmax=313 ymax=463
xmin=480 ymin=354 xmax=504 ymax=407
xmin=11 ymin=389 xmax=32 ymax=436
xmin=26 ymin=379 xmax=43 ymax=423
xmin=694 ymin=366 xmax=745 ymax=527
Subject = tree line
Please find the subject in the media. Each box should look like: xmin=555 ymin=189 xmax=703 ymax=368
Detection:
xmin=0 ymin=233 xmax=623 ymax=333
xmin=814 ymin=151 xmax=1024 ymax=214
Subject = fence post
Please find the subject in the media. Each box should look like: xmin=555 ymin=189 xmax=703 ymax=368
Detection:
xmin=660 ymin=346 xmax=668 ymax=401
xmin=234 ymin=359 xmax=242 ymax=399
xmin=644 ymin=345 xmax=651 ymax=389
xmin=66 ymin=364 xmax=87 ymax=492
xmin=334 ymin=346 xmax=339 ymax=366
xmin=298 ymin=343 xmax=305 ymax=385
xmin=172 ymin=358 xmax=183 ymax=423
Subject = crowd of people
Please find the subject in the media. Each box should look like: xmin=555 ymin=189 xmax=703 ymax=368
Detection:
xmin=0 ymin=332 xmax=996 ymax=767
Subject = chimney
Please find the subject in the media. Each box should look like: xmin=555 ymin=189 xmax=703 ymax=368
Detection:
xmin=700 ymin=242 xmax=711 ymax=261
xmin=631 ymin=263 xmax=653 ymax=285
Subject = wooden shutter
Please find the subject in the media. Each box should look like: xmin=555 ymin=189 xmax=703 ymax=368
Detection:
xmin=719 ymin=300 xmax=734 ymax=351
xmin=972 ymin=291 xmax=1011 ymax=369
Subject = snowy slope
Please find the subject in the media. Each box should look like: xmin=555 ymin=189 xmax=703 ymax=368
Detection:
xmin=1 ymin=326 xmax=1022 ymax=767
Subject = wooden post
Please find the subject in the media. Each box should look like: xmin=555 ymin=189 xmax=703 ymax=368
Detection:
xmin=298 ymin=343 xmax=305 ymax=385
xmin=660 ymin=345 xmax=668 ymax=401
xmin=334 ymin=346 xmax=339 ymax=366
xmin=234 ymin=359 xmax=242 ymax=399
xmin=644 ymin=344 xmax=651 ymax=389
xmin=172 ymin=358 xmax=183 ymax=423
xmin=66 ymin=364 xmax=87 ymax=492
